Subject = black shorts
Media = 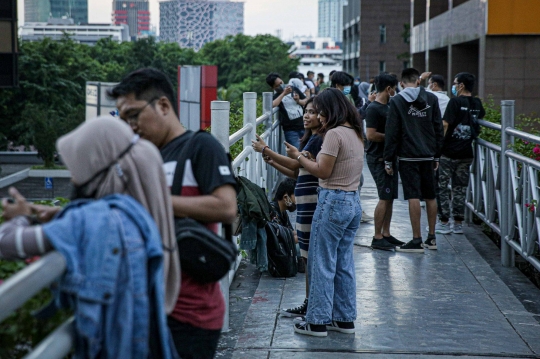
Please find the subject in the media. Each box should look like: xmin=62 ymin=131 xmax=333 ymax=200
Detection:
xmin=398 ymin=160 xmax=436 ymax=200
xmin=367 ymin=160 xmax=398 ymax=200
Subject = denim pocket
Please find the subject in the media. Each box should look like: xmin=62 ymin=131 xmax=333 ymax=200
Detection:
xmin=329 ymin=199 xmax=352 ymax=225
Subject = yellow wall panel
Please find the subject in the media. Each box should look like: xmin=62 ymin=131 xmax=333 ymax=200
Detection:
xmin=488 ymin=0 xmax=540 ymax=34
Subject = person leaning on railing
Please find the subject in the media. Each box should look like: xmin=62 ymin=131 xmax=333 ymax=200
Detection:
xmin=0 ymin=117 xmax=180 ymax=359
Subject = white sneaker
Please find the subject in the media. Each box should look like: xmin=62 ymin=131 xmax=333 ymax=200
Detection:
xmin=361 ymin=210 xmax=374 ymax=223
xmin=435 ymin=222 xmax=452 ymax=234
xmin=453 ymin=224 xmax=464 ymax=234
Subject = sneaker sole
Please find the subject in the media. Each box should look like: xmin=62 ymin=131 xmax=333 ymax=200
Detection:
xmin=371 ymin=245 xmax=395 ymax=251
xmin=452 ymin=231 xmax=464 ymax=234
xmin=327 ymin=326 xmax=355 ymax=334
xmin=280 ymin=310 xmax=305 ymax=317
xmin=435 ymin=229 xmax=452 ymax=234
xmin=422 ymin=244 xmax=438 ymax=250
xmin=396 ymin=248 xmax=425 ymax=253
xmin=294 ymin=326 xmax=327 ymax=337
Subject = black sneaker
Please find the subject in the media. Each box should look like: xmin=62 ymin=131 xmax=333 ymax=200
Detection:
xmin=371 ymin=237 xmax=395 ymax=251
xmin=294 ymin=321 xmax=327 ymax=337
xmin=297 ymin=258 xmax=306 ymax=273
xmin=326 ymin=320 xmax=355 ymax=334
xmin=396 ymin=238 xmax=424 ymax=253
xmin=280 ymin=298 xmax=307 ymax=317
xmin=384 ymin=235 xmax=404 ymax=246
xmin=423 ymin=234 xmax=437 ymax=250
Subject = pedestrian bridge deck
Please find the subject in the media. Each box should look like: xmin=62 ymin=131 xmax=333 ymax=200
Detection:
xmin=218 ymin=169 xmax=540 ymax=359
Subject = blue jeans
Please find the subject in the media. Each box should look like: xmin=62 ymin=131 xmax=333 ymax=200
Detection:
xmin=306 ymin=188 xmax=361 ymax=325
xmin=284 ymin=130 xmax=304 ymax=149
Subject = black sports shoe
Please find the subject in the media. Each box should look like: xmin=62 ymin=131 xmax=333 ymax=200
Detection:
xmin=371 ymin=237 xmax=395 ymax=251
xmin=326 ymin=320 xmax=355 ymax=334
xmin=384 ymin=235 xmax=404 ymax=246
xmin=294 ymin=321 xmax=327 ymax=337
xmin=396 ymin=238 xmax=424 ymax=253
xmin=280 ymin=298 xmax=308 ymax=317
xmin=423 ymin=234 xmax=437 ymax=250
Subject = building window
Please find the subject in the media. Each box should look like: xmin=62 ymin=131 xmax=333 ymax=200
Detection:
xmin=379 ymin=25 xmax=386 ymax=44
xmin=379 ymin=61 xmax=386 ymax=73
xmin=403 ymin=61 xmax=410 ymax=69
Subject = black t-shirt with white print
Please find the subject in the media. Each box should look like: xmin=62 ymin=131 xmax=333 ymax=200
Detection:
xmin=442 ymin=96 xmax=485 ymax=159
xmin=160 ymin=130 xmax=237 ymax=201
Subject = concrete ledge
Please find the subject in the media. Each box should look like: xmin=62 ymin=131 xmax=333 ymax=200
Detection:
xmin=0 ymin=169 xmax=30 ymax=188
xmin=0 ymin=152 xmax=43 ymax=165
xmin=28 ymin=170 xmax=71 ymax=178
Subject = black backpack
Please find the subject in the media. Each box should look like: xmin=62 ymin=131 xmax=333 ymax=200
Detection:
xmin=265 ymin=221 xmax=298 ymax=278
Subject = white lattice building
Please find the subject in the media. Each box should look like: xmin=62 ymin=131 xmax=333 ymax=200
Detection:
xmin=160 ymin=0 xmax=244 ymax=51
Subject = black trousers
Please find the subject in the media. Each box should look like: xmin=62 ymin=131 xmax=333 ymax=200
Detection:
xmin=167 ymin=317 xmax=221 ymax=359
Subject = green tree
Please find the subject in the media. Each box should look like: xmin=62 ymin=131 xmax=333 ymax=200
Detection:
xmin=200 ymin=34 xmax=299 ymax=98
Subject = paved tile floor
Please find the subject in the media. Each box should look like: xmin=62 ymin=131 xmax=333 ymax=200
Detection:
xmin=219 ymin=168 xmax=540 ymax=359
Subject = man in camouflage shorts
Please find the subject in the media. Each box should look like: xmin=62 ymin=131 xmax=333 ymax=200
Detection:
xmin=437 ymin=72 xmax=485 ymax=234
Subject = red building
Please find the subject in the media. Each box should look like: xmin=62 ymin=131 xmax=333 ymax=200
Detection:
xmin=112 ymin=0 xmax=150 ymax=39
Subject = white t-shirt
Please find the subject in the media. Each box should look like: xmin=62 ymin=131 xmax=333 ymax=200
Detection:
xmin=427 ymin=90 xmax=450 ymax=117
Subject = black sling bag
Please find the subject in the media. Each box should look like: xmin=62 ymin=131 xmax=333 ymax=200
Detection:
xmin=171 ymin=130 xmax=238 ymax=284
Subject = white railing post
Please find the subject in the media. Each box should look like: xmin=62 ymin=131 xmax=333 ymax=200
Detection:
xmin=211 ymin=100 xmax=234 ymax=333
xmin=263 ymin=92 xmax=273 ymax=131
xmin=211 ymin=101 xmax=231 ymax=152
xmin=501 ymin=100 xmax=515 ymax=267
xmin=243 ymin=92 xmax=257 ymax=181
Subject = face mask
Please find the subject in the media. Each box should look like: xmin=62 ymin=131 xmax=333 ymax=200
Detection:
xmin=343 ymin=86 xmax=351 ymax=95
xmin=354 ymin=81 xmax=360 ymax=86
xmin=452 ymin=85 xmax=458 ymax=96
xmin=388 ymin=88 xmax=396 ymax=98
xmin=275 ymin=83 xmax=285 ymax=93
xmin=70 ymin=136 xmax=138 ymax=200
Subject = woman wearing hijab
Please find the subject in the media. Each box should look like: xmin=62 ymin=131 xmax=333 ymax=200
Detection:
xmin=0 ymin=117 xmax=180 ymax=359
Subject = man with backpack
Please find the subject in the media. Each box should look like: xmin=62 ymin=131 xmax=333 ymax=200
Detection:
xmin=110 ymin=68 xmax=238 ymax=359
xmin=436 ymin=72 xmax=485 ymax=235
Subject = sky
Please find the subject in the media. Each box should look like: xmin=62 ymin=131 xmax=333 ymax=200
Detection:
xmin=17 ymin=0 xmax=319 ymax=40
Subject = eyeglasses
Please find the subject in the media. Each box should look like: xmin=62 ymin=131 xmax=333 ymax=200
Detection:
xmin=121 ymin=98 xmax=159 ymax=126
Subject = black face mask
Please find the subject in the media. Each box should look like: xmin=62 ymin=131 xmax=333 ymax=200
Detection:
xmin=70 ymin=136 xmax=138 ymax=200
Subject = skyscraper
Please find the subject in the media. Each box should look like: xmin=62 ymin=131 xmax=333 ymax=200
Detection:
xmin=318 ymin=0 xmax=346 ymax=43
xmin=25 ymin=0 xmax=51 ymax=22
xmin=50 ymin=0 xmax=88 ymax=24
xmin=112 ymin=0 xmax=150 ymax=40
xmin=160 ymin=0 xmax=244 ymax=51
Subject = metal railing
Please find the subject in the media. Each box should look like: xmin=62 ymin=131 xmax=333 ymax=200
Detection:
xmin=212 ymin=92 xmax=282 ymax=331
xmin=465 ymin=100 xmax=540 ymax=270
xmin=0 ymin=91 xmax=282 ymax=355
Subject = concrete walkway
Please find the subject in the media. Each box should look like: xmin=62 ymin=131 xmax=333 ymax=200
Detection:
xmin=218 ymin=169 xmax=540 ymax=359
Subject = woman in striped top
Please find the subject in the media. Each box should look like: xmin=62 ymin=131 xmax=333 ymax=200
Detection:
xmin=251 ymin=97 xmax=322 ymax=317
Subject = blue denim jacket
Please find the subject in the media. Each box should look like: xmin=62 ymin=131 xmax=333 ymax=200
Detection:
xmin=43 ymin=194 xmax=178 ymax=359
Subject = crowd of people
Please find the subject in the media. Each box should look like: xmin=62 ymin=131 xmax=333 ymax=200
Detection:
xmin=261 ymin=67 xmax=484 ymax=335
xmin=0 ymin=65 xmax=485 ymax=356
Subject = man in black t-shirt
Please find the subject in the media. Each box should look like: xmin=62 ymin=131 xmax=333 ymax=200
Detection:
xmin=436 ymin=72 xmax=485 ymax=235
xmin=266 ymin=72 xmax=307 ymax=149
xmin=111 ymin=68 xmax=237 ymax=359
xmin=365 ymin=74 xmax=403 ymax=251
